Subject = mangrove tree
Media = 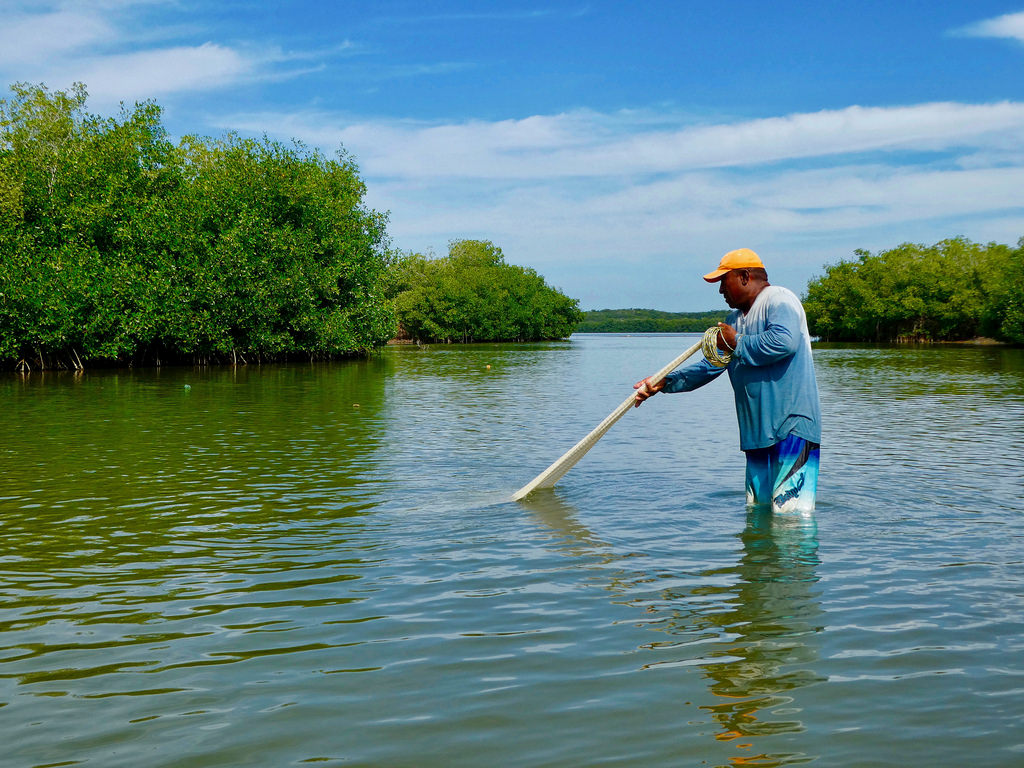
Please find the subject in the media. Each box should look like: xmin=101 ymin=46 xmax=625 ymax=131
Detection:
xmin=0 ymin=82 xmax=395 ymax=370
xmin=389 ymin=239 xmax=582 ymax=343
xmin=803 ymin=237 xmax=1024 ymax=343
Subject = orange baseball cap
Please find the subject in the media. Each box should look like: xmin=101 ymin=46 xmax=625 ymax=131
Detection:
xmin=703 ymin=248 xmax=765 ymax=282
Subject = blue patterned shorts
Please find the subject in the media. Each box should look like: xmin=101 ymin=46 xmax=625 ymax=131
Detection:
xmin=744 ymin=434 xmax=820 ymax=514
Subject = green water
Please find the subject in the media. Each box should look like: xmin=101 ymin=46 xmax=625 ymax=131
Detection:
xmin=1 ymin=335 xmax=1022 ymax=767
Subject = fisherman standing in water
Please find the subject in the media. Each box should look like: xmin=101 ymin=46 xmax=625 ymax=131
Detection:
xmin=633 ymin=248 xmax=822 ymax=513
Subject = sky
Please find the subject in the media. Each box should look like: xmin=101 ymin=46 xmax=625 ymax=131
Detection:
xmin=1 ymin=1 xmax=1023 ymax=311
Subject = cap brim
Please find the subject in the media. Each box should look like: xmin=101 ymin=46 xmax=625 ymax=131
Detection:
xmin=703 ymin=268 xmax=729 ymax=282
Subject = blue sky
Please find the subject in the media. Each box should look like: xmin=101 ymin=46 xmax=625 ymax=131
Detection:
xmin=2 ymin=1 xmax=1023 ymax=310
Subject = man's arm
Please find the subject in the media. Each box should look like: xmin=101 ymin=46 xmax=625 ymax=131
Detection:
xmin=633 ymin=356 xmax=725 ymax=407
xmin=729 ymin=300 xmax=803 ymax=367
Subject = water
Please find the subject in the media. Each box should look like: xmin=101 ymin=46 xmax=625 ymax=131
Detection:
xmin=1 ymin=334 xmax=1022 ymax=767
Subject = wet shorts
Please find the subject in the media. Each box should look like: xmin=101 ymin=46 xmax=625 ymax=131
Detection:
xmin=744 ymin=434 xmax=820 ymax=514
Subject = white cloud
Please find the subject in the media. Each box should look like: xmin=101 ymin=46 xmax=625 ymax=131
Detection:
xmin=957 ymin=11 xmax=1024 ymax=42
xmin=228 ymin=101 xmax=1024 ymax=180
xmin=365 ymin=163 xmax=1024 ymax=256
xmin=0 ymin=10 xmax=115 ymax=65
xmin=0 ymin=2 xmax=317 ymax=108
xmin=59 ymin=43 xmax=253 ymax=106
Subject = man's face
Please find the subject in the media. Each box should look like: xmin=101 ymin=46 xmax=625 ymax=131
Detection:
xmin=718 ymin=269 xmax=749 ymax=309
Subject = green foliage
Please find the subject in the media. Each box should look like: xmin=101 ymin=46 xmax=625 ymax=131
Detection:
xmin=389 ymin=240 xmax=582 ymax=343
xmin=804 ymin=237 xmax=1023 ymax=343
xmin=578 ymin=308 xmax=729 ymax=333
xmin=0 ymin=82 xmax=395 ymax=369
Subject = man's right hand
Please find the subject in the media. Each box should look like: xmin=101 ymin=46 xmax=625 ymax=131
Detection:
xmin=632 ymin=376 xmax=665 ymax=407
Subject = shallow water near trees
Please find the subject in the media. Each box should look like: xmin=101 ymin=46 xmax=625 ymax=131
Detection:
xmin=2 ymin=333 xmax=1022 ymax=767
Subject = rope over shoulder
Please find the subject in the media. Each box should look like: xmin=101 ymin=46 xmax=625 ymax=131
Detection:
xmin=702 ymin=326 xmax=732 ymax=368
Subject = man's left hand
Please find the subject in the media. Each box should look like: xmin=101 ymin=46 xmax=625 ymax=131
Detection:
xmin=717 ymin=322 xmax=738 ymax=351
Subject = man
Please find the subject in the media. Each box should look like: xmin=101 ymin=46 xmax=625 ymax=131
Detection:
xmin=633 ymin=248 xmax=821 ymax=513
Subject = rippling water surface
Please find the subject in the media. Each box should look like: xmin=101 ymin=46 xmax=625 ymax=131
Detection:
xmin=2 ymin=335 xmax=1022 ymax=767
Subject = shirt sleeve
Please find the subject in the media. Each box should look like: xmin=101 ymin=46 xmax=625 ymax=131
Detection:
xmin=660 ymin=355 xmax=726 ymax=392
xmin=733 ymin=297 xmax=802 ymax=367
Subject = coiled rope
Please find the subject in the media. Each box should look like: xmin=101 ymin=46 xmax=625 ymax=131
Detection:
xmin=702 ymin=325 xmax=733 ymax=368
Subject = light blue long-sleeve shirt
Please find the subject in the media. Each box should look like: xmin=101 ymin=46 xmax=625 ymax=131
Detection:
xmin=661 ymin=285 xmax=821 ymax=451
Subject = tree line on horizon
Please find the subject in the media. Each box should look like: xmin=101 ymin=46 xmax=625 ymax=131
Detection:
xmin=576 ymin=308 xmax=729 ymax=333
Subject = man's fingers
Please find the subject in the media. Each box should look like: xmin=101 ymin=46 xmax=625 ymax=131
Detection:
xmin=633 ymin=377 xmax=661 ymax=406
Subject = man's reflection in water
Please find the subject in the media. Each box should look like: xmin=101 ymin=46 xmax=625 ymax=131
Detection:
xmin=691 ymin=510 xmax=824 ymax=760
xmin=630 ymin=509 xmax=824 ymax=765
xmin=638 ymin=507 xmax=823 ymax=765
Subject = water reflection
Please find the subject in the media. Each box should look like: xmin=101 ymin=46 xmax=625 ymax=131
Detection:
xmin=516 ymin=490 xmax=608 ymax=554
xmin=694 ymin=510 xmax=824 ymax=762
xmin=0 ymin=361 xmax=392 ymax=704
